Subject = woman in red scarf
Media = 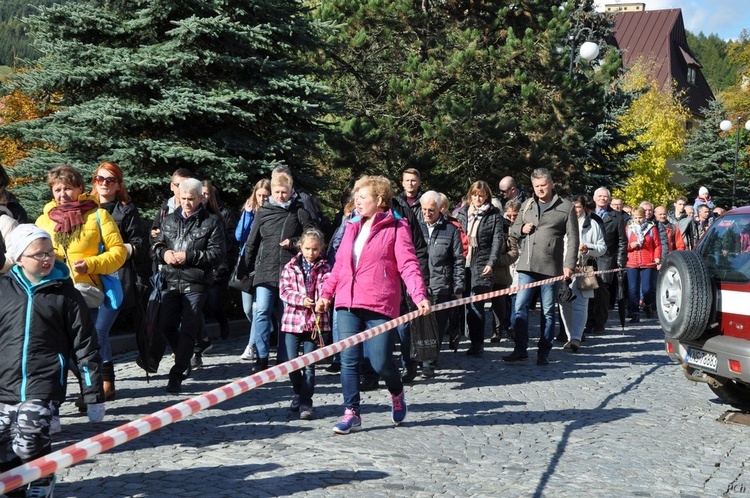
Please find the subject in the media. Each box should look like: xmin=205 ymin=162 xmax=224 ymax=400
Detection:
xmin=36 ymin=164 xmax=127 ymax=414
xmin=36 ymin=165 xmax=127 ymax=292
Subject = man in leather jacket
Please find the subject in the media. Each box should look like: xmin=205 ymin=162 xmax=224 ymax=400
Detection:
xmin=150 ymin=178 xmax=226 ymax=393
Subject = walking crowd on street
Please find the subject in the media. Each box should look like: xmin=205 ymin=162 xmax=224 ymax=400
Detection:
xmin=0 ymin=162 xmax=726 ymax=497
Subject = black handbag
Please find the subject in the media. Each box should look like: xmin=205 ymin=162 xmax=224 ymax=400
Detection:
xmin=410 ymin=312 xmax=440 ymax=361
xmin=228 ymin=253 xmax=253 ymax=293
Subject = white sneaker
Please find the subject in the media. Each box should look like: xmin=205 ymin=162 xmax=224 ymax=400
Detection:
xmin=240 ymin=345 xmax=254 ymax=360
xmin=49 ymin=416 xmax=61 ymax=435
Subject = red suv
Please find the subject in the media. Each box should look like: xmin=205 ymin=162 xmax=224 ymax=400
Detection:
xmin=659 ymin=206 xmax=750 ymax=408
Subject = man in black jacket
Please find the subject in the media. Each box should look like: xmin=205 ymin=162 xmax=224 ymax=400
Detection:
xmin=588 ymin=187 xmax=628 ymax=332
xmin=150 ymin=178 xmax=226 ymax=393
xmin=391 ymin=169 xmax=430 ymax=383
xmin=418 ymin=191 xmax=465 ymax=377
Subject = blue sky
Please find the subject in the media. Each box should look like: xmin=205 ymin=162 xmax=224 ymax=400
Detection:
xmin=597 ymin=0 xmax=749 ymax=40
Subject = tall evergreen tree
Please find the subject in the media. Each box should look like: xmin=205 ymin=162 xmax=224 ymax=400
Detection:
xmin=673 ymin=99 xmax=748 ymax=209
xmin=1 ymin=0 xmax=332 ymax=216
xmin=316 ymin=0 xmax=632 ymax=200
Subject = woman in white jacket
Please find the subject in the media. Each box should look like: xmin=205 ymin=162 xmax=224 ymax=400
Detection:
xmin=559 ymin=195 xmax=606 ymax=352
xmin=0 ymin=203 xmax=19 ymax=274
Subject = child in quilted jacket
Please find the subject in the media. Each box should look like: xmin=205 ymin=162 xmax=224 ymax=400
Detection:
xmin=279 ymin=228 xmax=330 ymax=420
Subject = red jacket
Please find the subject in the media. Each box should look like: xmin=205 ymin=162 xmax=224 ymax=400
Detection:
xmin=321 ymin=209 xmax=427 ymax=319
xmin=626 ymin=222 xmax=662 ymax=268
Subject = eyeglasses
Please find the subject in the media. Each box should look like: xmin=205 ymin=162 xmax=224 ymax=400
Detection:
xmin=94 ymin=175 xmax=118 ymax=186
xmin=21 ymin=251 xmax=55 ymax=261
xmin=498 ymin=189 xmax=508 ymax=194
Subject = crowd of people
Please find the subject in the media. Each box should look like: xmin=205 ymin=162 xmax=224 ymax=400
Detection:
xmin=0 ymin=161 xmax=727 ymax=496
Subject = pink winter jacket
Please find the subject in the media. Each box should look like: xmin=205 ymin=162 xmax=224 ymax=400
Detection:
xmin=321 ymin=209 xmax=428 ymax=319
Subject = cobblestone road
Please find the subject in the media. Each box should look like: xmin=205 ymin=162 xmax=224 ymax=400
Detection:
xmin=30 ymin=312 xmax=750 ymax=497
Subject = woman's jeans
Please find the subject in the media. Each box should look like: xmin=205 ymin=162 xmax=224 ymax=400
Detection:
xmin=337 ymin=308 xmax=403 ymax=410
xmin=284 ymin=331 xmax=317 ymax=406
xmin=626 ymin=267 xmax=655 ymax=315
xmin=253 ymin=285 xmax=283 ymax=360
xmin=242 ymin=291 xmax=256 ymax=349
xmin=95 ymin=304 xmax=121 ymax=363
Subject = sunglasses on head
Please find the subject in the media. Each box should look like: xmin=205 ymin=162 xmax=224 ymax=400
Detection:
xmin=94 ymin=175 xmax=118 ymax=185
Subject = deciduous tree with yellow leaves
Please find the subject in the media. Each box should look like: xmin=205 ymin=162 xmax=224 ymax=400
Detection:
xmin=613 ymin=58 xmax=690 ymax=207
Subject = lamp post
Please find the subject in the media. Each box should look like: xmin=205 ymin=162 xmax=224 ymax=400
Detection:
xmin=719 ymin=117 xmax=750 ymax=209
xmin=568 ymin=27 xmax=599 ymax=75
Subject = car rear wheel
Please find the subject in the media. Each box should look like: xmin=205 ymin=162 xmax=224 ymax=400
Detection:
xmin=709 ymin=377 xmax=750 ymax=409
xmin=656 ymin=251 xmax=711 ymax=341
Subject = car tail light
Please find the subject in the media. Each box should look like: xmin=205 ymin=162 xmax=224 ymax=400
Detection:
xmin=729 ymin=359 xmax=742 ymax=374
xmin=666 ymin=342 xmax=674 ymax=354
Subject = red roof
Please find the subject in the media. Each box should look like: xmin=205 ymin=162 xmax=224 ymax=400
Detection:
xmin=613 ymin=9 xmax=715 ymax=117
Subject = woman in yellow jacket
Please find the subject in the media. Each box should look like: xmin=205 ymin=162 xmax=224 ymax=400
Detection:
xmin=36 ymin=165 xmax=126 ymax=403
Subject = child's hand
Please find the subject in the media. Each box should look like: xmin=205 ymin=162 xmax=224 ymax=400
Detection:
xmin=303 ymin=297 xmax=315 ymax=309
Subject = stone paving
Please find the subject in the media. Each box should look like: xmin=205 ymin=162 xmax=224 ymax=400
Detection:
xmin=20 ymin=311 xmax=750 ymax=497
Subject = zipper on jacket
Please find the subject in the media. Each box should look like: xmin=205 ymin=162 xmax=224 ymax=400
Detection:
xmin=58 ymin=354 xmax=66 ymax=385
xmin=82 ymin=365 xmax=93 ymax=388
xmin=20 ymin=293 xmax=33 ymax=402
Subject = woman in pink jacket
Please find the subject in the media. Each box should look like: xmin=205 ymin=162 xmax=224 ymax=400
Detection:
xmin=316 ymin=176 xmax=430 ymax=435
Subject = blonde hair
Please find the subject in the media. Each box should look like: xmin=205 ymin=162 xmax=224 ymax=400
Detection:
xmin=353 ymin=175 xmax=393 ymax=211
xmin=271 ymin=171 xmax=293 ymax=189
xmin=247 ymin=179 xmax=271 ymax=212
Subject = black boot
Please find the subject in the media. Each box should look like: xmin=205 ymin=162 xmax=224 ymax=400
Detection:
xmin=102 ymin=362 xmax=116 ymax=401
xmin=251 ymin=357 xmax=269 ymax=373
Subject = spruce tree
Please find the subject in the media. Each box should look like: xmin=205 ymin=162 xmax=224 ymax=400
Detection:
xmin=316 ymin=0 xmax=632 ymax=200
xmin=674 ymin=99 xmax=747 ymax=209
xmin=1 ymin=0 xmax=332 ymax=216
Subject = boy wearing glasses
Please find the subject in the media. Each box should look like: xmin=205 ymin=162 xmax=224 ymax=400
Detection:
xmin=0 ymin=224 xmax=105 ymax=497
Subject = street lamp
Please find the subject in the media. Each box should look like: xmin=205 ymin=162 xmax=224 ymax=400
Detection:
xmin=719 ymin=117 xmax=750 ymax=209
xmin=569 ymin=28 xmax=600 ymax=75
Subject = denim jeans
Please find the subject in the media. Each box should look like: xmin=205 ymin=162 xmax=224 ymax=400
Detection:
xmin=95 ymin=304 xmax=121 ymax=363
xmin=241 ymin=291 xmax=256 ymax=348
xmin=337 ymin=308 xmax=403 ymax=410
xmin=330 ymin=307 xmax=340 ymax=365
xmin=284 ymin=332 xmax=317 ymax=406
xmin=626 ymin=267 xmax=655 ymax=314
xmin=156 ymin=290 xmax=207 ymax=381
xmin=252 ymin=285 xmax=283 ymax=360
xmin=513 ymin=272 xmax=558 ymax=359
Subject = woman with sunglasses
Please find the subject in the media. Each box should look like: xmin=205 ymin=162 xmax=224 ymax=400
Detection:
xmin=89 ymin=162 xmax=147 ymax=399
xmin=36 ymin=164 xmax=127 ymax=410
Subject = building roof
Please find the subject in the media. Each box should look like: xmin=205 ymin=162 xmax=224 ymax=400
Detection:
xmin=612 ymin=8 xmax=714 ymax=117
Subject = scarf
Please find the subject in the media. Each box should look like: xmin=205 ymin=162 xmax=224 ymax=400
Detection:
xmin=268 ymin=192 xmax=297 ymax=210
xmin=47 ymin=200 xmax=98 ymax=248
xmin=628 ymin=220 xmax=651 ymax=247
xmin=466 ymin=203 xmax=490 ymax=267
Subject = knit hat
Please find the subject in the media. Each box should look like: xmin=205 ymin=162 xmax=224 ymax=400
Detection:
xmin=6 ymin=224 xmax=51 ymax=260
xmin=699 ymin=186 xmax=709 ymax=196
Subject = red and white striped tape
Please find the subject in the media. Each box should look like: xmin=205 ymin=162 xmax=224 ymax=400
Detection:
xmin=0 ymin=266 xmax=622 ymax=493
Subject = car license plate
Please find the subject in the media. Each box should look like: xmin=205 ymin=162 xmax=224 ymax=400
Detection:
xmin=686 ymin=348 xmax=718 ymax=372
